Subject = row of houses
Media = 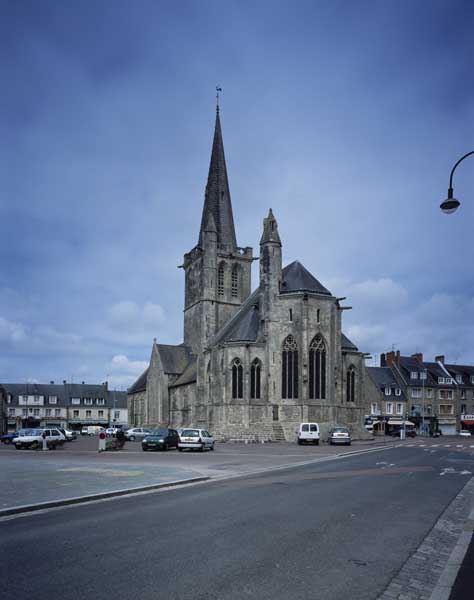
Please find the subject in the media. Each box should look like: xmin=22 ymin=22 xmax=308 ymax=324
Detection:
xmin=0 ymin=381 xmax=128 ymax=434
xmin=366 ymin=351 xmax=474 ymax=435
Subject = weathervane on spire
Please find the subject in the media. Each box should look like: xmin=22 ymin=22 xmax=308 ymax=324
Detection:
xmin=216 ymin=86 xmax=222 ymax=110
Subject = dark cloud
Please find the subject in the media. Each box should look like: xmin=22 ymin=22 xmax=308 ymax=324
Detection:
xmin=1 ymin=0 xmax=473 ymax=386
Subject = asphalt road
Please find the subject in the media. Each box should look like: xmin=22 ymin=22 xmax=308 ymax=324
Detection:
xmin=1 ymin=445 xmax=473 ymax=600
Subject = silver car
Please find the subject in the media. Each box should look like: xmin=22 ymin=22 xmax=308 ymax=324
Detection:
xmin=328 ymin=426 xmax=351 ymax=446
xmin=124 ymin=427 xmax=151 ymax=441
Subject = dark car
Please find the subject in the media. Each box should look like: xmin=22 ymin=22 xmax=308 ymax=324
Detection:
xmin=142 ymin=428 xmax=180 ymax=451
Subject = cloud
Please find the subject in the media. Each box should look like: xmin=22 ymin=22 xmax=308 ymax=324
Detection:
xmin=100 ymin=301 xmax=166 ymax=345
xmin=0 ymin=316 xmax=27 ymax=343
xmin=109 ymin=354 xmax=148 ymax=375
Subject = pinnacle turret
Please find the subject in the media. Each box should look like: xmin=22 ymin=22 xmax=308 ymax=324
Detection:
xmin=260 ymin=208 xmax=281 ymax=245
xmin=198 ymin=109 xmax=237 ymax=251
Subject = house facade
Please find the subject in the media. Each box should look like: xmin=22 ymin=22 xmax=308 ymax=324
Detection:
xmin=2 ymin=382 xmax=128 ymax=432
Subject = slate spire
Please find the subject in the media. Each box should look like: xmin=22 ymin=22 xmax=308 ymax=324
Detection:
xmin=198 ymin=108 xmax=237 ymax=250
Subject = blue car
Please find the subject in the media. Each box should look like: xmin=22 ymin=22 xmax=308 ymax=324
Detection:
xmin=1 ymin=429 xmax=32 ymax=444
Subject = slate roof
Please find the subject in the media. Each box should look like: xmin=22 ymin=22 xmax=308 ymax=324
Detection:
xmin=444 ymin=363 xmax=474 ymax=387
xmin=128 ymin=368 xmax=148 ymax=394
xmin=156 ymin=344 xmax=193 ymax=374
xmin=397 ymin=356 xmax=446 ymax=387
xmin=341 ymin=333 xmax=358 ymax=351
xmin=280 ymin=261 xmax=332 ymax=296
xmin=211 ymin=288 xmax=261 ymax=345
xmin=170 ymin=357 xmax=197 ymax=388
xmin=366 ymin=367 xmax=407 ymax=401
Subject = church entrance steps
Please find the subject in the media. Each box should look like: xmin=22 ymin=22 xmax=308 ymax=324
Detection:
xmin=272 ymin=423 xmax=287 ymax=442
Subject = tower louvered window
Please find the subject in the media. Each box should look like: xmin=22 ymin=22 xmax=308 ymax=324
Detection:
xmin=282 ymin=335 xmax=298 ymax=399
xmin=250 ymin=359 xmax=261 ymax=399
xmin=218 ymin=263 xmax=225 ymax=296
xmin=231 ymin=265 xmax=239 ymax=298
xmin=346 ymin=366 xmax=356 ymax=402
xmin=309 ymin=335 xmax=326 ymax=399
xmin=232 ymin=358 xmax=243 ymax=399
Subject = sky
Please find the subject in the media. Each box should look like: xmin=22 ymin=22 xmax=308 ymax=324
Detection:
xmin=1 ymin=0 xmax=474 ymax=389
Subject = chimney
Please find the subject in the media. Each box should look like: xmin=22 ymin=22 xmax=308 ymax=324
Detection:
xmin=412 ymin=352 xmax=423 ymax=365
xmin=435 ymin=355 xmax=445 ymax=364
xmin=81 ymin=381 xmax=85 ymax=385
xmin=50 ymin=381 xmax=54 ymax=385
xmin=63 ymin=380 xmax=66 ymax=384
xmin=385 ymin=350 xmax=401 ymax=368
xmin=104 ymin=380 xmax=108 ymax=391
xmin=380 ymin=353 xmax=386 ymax=367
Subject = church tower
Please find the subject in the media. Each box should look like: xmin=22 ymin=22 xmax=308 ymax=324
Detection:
xmin=182 ymin=107 xmax=253 ymax=354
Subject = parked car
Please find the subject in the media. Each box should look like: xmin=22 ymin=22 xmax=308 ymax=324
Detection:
xmin=459 ymin=430 xmax=472 ymax=437
xmin=105 ymin=427 xmax=119 ymax=437
xmin=124 ymin=427 xmax=151 ymax=441
xmin=1 ymin=429 xmax=32 ymax=444
xmin=142 ymin=428 xmax=180 ymax=451
xmin=327 ymin=426 xmax=351 ymax=446
xmin=84 ymin=426 xmax=106 ymax=436
xmin=81 ymin=426 xmax=89 ymax=436
xmin=13 ymin=428 xmax=66 ymax=450
xmin=296 ymin=422 xmax=320 ymax=445
xmin=178 ymin=428 xmax=214 ymax=452
xmin=58 ymin=428 xmax=77 ymax=441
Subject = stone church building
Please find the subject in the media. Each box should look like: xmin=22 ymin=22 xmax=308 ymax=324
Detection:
xmin=128 ymin=108 xmax=367 ymax=440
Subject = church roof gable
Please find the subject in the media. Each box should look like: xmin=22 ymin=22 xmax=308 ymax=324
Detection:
xmin=170 ymin=357 xmax=197 ymax=388
xmin=128 ymin=368 xmax=148 ymax=394
xmin=341 ymin=332 xmax=358 ymax=351
xmin=156 ymin=344 xmax=193 ymax=374
xmin=281 ymin=261 xmax=332 ymax=296
xmin=211 ymin=288 xmax=260 ymax=345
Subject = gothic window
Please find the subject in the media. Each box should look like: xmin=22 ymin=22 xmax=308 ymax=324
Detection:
xmin=232 ymin=358 xmax=243 ymax=399
xmin=282 ymin=335 xmax=298 ymax=399
xmin=346 ymin=365 xmax=356 ymax=403
xmin=250 ymin=359 xmax=261 ymax=399
xmin=218 ymin=262 xmax=225 ymax=296
xmin=309 ymin=335 xmax=326 ymax=399
xmin=231 ymin=265 xmax=239 ymax=298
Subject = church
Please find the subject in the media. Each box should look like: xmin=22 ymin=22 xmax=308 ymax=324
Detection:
xmin=128 ymin=107 xmax=367 ymax=440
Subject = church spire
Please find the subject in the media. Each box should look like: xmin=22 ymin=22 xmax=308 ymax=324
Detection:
xmin=198 ymin=108 xmax=237 ymax=251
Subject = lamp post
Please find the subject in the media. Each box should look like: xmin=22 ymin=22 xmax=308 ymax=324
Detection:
xmin=421 ymin=367 xmax=427 ymax=436
xmin=440 ymin=150 xmax=474 ymax=214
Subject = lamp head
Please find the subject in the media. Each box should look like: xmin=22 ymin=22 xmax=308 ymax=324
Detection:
xmin=440 ymin=187 xmax=460 ymax=214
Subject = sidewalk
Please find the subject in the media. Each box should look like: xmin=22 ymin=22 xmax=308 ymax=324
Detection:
xmin=449 ymin=528 xmax=474 ymax=599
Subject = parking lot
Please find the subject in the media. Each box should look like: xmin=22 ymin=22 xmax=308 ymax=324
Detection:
xmin=0 ymin=434 xmax=392 ymax=512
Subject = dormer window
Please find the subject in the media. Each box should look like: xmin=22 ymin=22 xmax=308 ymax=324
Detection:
xmin=456 ymin=374 xmax=463 ymax=383
xmin=420 ymin=371 xmax=427 ymax=380
xmin=410 ymin=371 xmax=418 ymax=379
xmin=395 ymin=388 xmax=401 ymax=396
xmin=438 ymin=377 xmax=445 ymax=384
xmin=384 ymin=387 xmax=391 ymax=396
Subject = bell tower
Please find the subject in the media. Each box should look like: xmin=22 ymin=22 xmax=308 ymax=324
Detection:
xmin=182 ymin=107 xmax=253 ymax=353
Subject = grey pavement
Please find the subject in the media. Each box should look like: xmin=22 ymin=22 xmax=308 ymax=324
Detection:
xmin=0 ymin=435 xmax=397 ymax=511
xmin=1 ymin=446 xmax=474 ymax=600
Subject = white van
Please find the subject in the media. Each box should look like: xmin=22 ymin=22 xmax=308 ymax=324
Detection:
xmin=297 ymin=422 xmax=320 ymax=445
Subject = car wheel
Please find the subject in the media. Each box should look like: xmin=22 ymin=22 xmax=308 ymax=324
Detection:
xmin=315 ymin=440 xmax=319 ymax=446
xmin=142 ymin=447 xmax=148 ymax=451
xmin=162 ymin=444 xmax=168 ymax=451
xmin=210 ymin=443 xmax=214 ymax=451
xmin=129 ymin=435 xmax=135 ymax=441
xmin=297 ymin=439 xmax=302 ymax=445
xmin=200 ymin=443 xmax=205 ymax=452
xmin=178 ymin=447 xmax=183 ymax=452
xmin=15 ymin=444 xmax=22 ymax=450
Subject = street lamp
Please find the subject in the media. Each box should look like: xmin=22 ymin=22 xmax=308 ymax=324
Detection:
xmin=440 ymin=150 xmax=474 ymax=214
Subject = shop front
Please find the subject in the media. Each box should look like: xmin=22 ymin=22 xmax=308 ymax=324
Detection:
xmin=460 ymin=415 xmax=474 ymax=434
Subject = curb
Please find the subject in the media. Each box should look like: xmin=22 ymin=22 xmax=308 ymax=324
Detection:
xmin=0 ymin=476 xmax=210 ymax=518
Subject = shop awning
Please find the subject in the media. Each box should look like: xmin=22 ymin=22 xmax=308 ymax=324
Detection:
xmin=461 ymin=419 xmax=474 ymax=426
xmin=387 ymin=420 xmax=415 ymax=426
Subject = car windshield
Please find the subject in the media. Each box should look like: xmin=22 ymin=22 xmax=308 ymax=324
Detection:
xmin=181 ymin=429 xmax=200 ymax=437
xmin=149 ymin=429 xmax=167 ymax=436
